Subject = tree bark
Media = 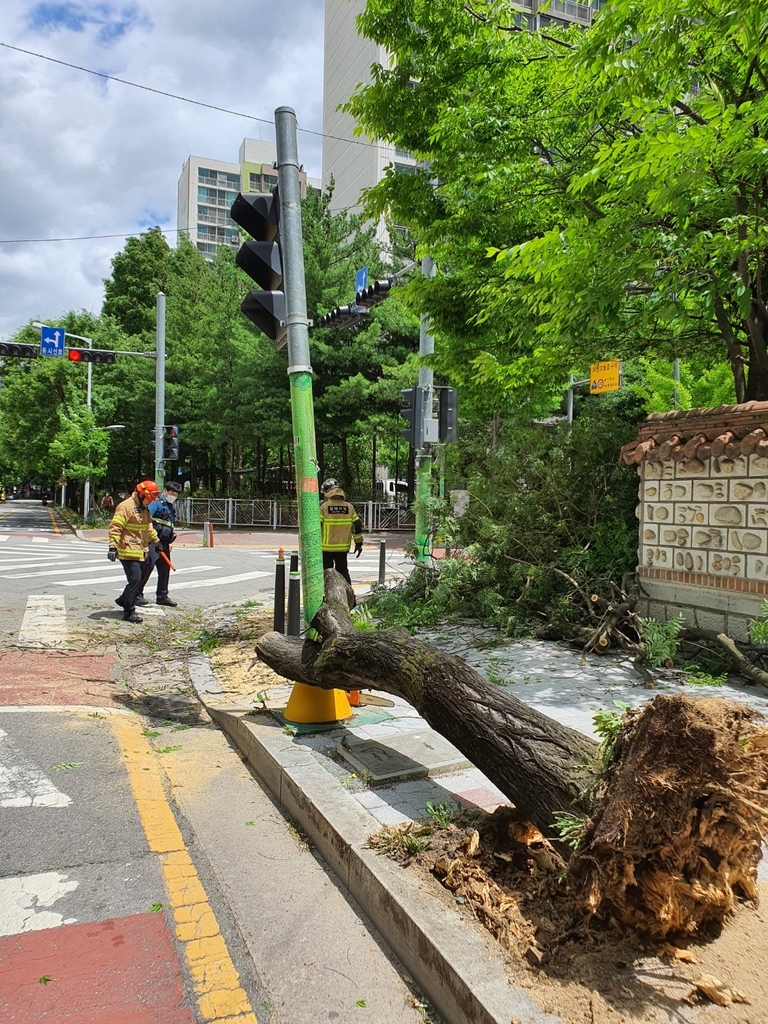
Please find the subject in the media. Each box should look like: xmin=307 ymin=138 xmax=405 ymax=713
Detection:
xmin=256 ymin=572 xmax=768 ymax=941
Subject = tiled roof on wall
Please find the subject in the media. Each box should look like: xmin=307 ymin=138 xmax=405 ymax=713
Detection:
xmin=620 ymin=401 xmax=768 ymax=466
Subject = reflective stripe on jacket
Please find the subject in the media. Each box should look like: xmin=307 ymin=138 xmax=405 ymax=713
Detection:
xmin=319 ymin=497 xmax=363 ymax=552
xmin=108 ymin=495 xmax=159 ymax=560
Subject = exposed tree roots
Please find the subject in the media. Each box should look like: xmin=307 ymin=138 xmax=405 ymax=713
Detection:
xmin=256 ymin=570 xmax=768 ymax=942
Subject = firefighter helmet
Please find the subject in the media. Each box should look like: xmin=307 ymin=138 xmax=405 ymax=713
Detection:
xmin=321 ymin=477 xmax=339 ymax=494
xmin=136 ymin=480 xmax=160 ymax=501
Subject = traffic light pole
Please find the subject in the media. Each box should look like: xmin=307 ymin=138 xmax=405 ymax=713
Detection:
xmin=275 ymin=106 xmax=351 ymax=725
xmin=155 ymin=292 xmax=166 ymax=488
xmin=414 ymin=256 xmax=436 ymax=564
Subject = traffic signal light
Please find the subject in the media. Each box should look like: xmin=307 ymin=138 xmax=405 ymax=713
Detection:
xmin=438 ymin=388 xmax=458 ymax=442
xmin=230 ymin=189 xmax=287 ymax=349
xmin=163 ymin=425 xmax=179 ymax=460
xmin=355 ymin=278 xmax=393 ymax=307
xmin=67 ymin=348 xmax=116 ymax=364
xmin=318 ymin=304 xmax=369 ymax=329
xmin=400 ymin=387 xmax=425 ymax=449
xmin=0 ymin=342 xmax=37 ymax=358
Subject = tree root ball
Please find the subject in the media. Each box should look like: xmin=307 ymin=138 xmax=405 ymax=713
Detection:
xmin=570 ymin=694 xmax=768 ymax=942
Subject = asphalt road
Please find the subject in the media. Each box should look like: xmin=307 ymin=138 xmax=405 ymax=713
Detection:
xmin=0 ymin=501 xmax=413 ymax=639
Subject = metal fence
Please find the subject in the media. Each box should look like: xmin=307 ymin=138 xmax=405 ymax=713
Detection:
xmin=175 ymin=498 xmax=415 ymax=532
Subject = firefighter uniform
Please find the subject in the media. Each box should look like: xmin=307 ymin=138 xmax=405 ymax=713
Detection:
xmin=319 ymin=482 xmax=363 ymax=585
xmin=108 ymin=486 xmax=159 ymax=621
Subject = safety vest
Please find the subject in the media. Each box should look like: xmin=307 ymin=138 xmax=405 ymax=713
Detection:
xmin=319 ymin=495 xmax=363 ymax=552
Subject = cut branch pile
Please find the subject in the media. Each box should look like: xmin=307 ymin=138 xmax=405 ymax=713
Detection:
xmin=257 ymin=571 xmax=768 ymax=942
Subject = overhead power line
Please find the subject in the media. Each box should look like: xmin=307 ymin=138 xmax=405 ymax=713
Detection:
xmin=0 ymin=42 xmax=375 ymax=151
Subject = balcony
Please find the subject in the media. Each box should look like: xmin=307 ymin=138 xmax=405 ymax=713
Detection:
xmin=546 ymin=0 xmax=591 ymax=22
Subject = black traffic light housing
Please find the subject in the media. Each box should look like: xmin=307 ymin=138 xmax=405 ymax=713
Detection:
xmin=438 ymin=388 xmax=458 ymax=442
xmin=230 ymin=189 xmax=287 ymax=350
xmin=400 ymin=387 xmax=425 ymax=449
xmin=319 ymin=304 xmax=369 ymax=329
xmin=67 ymin=348 xmax=116 ymax=364
xmin=355 ymin=278 xmax=393 ymax=307
xmin=0 ymin=342 xmax=37 ymax=358
xmin=163 ymin=425 xmax=180 ymax=461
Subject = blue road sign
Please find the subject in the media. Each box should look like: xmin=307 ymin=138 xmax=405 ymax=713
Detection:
xmin=355 ymin=266 xmax=369 ymax=296
xmin=40 ymin=325 xmax=66 ymax=357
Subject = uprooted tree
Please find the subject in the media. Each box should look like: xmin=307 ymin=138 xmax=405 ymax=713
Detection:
xmin=257 ymin=572 xmax=768 ymax=943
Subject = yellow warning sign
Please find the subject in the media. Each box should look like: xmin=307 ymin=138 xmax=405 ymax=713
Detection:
xmin=590 ymin=360 xmax=622 ymax=394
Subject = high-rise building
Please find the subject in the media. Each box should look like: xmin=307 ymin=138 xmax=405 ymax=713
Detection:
xmin=177 ymin=138 xmax=321 ymax=259
xmin=322 ymin=0 xmax=604 ymax=219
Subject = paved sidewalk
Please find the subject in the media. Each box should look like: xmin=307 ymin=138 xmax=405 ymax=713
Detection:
xmin=190 ymin=625 xmax=768 ymax=1024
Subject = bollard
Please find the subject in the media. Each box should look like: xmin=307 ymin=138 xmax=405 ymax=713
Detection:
xmin=202 ymin=521 xmax=209 ymax=548
xmin=287 ymin=571 xmax=301 ymax=636
xmin=289 ymin=549 xmax=299 ymax=575
xmin=273 ymin=548 xmax=286 ymax=634
xmin=378 ymin=538 xmax=386 ymax=585
xmin=208 ymin=521 xmax=215 ymax=548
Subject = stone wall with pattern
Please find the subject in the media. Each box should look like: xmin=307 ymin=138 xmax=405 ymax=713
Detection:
xmin=621 ymin=403 xmax=768 ymax=638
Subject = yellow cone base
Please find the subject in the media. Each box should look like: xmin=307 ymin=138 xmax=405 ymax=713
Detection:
xmin=283 ymin=683 xmax=353 ymax=724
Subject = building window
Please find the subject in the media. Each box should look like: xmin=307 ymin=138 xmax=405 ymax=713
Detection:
xmin=198 ymin=168 xmax=241 ymax=190
xmin=395 ymin=147 xmax=414 ymax=159
xmin=394 ymin=162 xmax=417 ymax=175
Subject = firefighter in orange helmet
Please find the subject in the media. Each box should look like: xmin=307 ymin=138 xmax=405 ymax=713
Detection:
xmin=319 ymin=478 xmax=363 ymax=586
xmin=107 ymin=480 xmax=160 ymax=623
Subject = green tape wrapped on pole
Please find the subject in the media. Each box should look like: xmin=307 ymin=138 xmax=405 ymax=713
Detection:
xmin=275 ymin=106 xmax=351 ymax=724
xmin=414 ymin=455 xmax=432 ymax=564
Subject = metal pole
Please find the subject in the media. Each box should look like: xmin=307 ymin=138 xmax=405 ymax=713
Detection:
xmin=673 ymin=358 xmax=680 ymax=410
xmin=378 ymin=538 xmax=386 ymax=585
xmin=276 ymin=106 xmax=351 ymax=724
xmin=83 ymin=337 xmax=93 ymax=520
xmin=273 ymin=550 xmax=286 ymax=634
xmin=567 ymin=373 xmax=574 ymax=426
xmin=289 ymin=549 xmax=299 ymax=574
xmin=155 ymin=292 xmax=166 ymax=487
xmin=415 ymin=255 xmax=436 ymax=564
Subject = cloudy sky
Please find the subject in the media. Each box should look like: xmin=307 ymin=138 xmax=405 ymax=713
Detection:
xmin=0 ymin=0 xmax=326 ymax=337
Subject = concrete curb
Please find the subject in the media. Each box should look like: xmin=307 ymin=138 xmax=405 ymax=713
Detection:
xmin=194 ymin=694 xmax=557 ymax=1024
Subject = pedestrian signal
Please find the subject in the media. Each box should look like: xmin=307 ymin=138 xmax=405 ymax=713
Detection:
xmin=400 ymin=387 xmax=425 ymax=449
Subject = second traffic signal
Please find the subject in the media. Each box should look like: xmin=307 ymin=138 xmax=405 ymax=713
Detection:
xmin=400 ymin=387 xmax=425 ymax=449
xmin=230 ymin=189 xmax=287 ymax=350
xmin=163 ymin=425 xmax=180 ymax=461
xmin=0 ymin=342 xmax=37 ymax=358
xmin=67 ymin=348 xmax=116 ymax=364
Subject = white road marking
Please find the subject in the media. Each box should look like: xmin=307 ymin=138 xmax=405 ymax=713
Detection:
xmin=0 ymin=535 xmax=8 ymax=541
xmin=0 ymin=728 xmax=72 ymax=808
xmin=32 ymin=537 xmax=50 ymax=543
xmin=54 ymin=565 xmax=220 ymax=587
xmin=172 ymin=570 xmax=271 ymax=590
xmin=0 ymin=558 xmax=74 ymax=571
xmin=3 ymin=559 xmax=114 ymax=579
xmin=18 ymin=594 xmax=67 ymax=648
xmin=0 ymin=872 xmax=78 ymax=935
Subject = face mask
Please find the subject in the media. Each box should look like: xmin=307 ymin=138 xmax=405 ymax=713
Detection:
xmin=165 ymin=493 xmax=177 ymax=504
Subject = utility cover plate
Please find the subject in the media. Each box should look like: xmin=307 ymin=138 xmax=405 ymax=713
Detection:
xmin=339 ymin=729 xmax=471 ymax=784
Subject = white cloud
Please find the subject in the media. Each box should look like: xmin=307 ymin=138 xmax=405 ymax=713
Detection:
xmin=0 ymin=0 xmax=325 ymax=336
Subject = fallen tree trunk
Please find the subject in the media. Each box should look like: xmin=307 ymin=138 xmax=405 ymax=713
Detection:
xmin=256 ymin=571 xmax=768 ymax=941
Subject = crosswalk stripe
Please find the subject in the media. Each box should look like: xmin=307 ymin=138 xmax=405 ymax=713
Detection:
xmin=0 ymin=559 xmax=78 ymax=572
xmin=171 ymin=570 xmax=271 ymax=590
xmin=54 ymin=565 xmax=219 ymax=587
xmin=0 ymin=535 xmax=8 ymax=542
xmin=3 ymin=559 xmax=118 ymax=579
xmin=18 ymin=595 xmax=67 ymax=648
xmin=31 ymin=537 xmax=50 ymax=543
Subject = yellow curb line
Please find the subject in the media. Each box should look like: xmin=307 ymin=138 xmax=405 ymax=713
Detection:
xmin=111 ymin=715 xmax=258 ymax=1024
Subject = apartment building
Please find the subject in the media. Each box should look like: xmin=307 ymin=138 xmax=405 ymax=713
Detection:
xmin=321 ymin=0 xmax=604 ymax=220
xmin=177 ymin=138 xmax=321 ymax=259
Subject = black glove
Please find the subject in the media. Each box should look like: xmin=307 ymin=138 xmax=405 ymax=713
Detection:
xmin=170 ymin=533 xmax=177 ymax=544
xmin=355 ymin=543 xmax=363 ymax=558
xmin=107 ymin=549 xmax=117 ymax=562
